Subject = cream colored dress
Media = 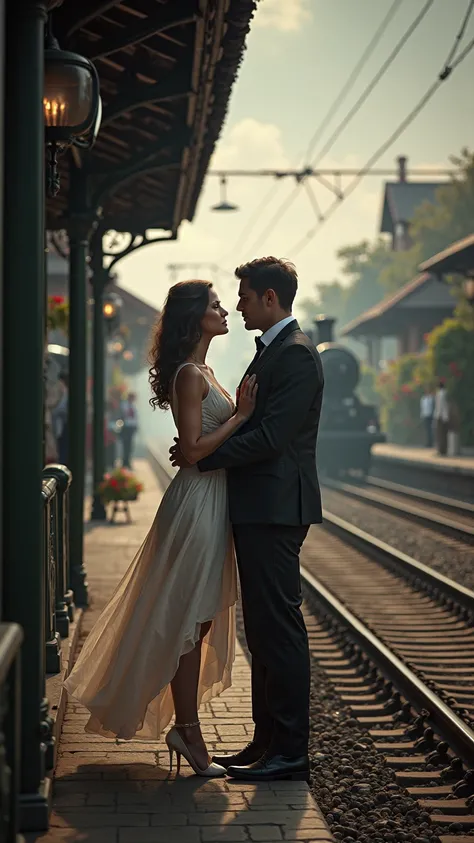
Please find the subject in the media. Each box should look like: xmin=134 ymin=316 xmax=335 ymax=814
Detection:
xmin=65 ymin=364 xmax=237 ymax=740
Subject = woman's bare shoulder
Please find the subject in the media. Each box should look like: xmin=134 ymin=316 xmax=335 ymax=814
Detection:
xmin=174 ymin=363 xmax=205 ymax=395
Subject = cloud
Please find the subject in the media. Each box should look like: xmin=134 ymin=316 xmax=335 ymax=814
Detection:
xmin=212 ymin=117 xmax=290 ymax=170
xmin=253 ymin=0 xmax=311 ymax=32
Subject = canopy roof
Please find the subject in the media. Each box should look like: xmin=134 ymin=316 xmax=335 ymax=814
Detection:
xmin=47 ymin=0 xmax=257 ymax=234
xmin=419 ymin=232 xmax=474 ymax=276
xmin=341 ymin=273 xmax=456 ymax=338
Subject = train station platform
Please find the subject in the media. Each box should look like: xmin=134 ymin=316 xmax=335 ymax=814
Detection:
xmin=371 ymin=443 xmax=474 ymax=500
xmin=26 ymin=459 xmax=335 ymax=843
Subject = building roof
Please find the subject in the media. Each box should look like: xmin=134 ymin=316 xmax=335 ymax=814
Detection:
xmin=380 ymin=182 xmax=443 ymax=234
xmin=340 ymin=273 xmax=456 ymax=338
xmin=419 ymin=232 xmax=474 ymax=276
xmin=47 ymin=0 xmax=257 ymax=235
xmin=107 ymin=281 xmax=159 ymax=323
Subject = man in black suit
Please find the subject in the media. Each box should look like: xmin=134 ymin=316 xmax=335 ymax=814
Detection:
xmin=171 ymin=257 xmax=324 ymax=782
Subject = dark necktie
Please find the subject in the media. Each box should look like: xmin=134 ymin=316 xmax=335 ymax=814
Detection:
xmin=255 ymin=336 xmax=265 ymax=356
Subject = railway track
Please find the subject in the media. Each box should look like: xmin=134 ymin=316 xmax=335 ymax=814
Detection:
xmin=147 ymin=447 xmax=474 ymax=838
xmin=322 ymin=477 xmax=474 ymax=543
xmin=302 ymin=515 xmax=474 ymax=840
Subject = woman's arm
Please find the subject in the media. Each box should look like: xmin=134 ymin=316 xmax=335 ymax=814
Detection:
xmin=174 ymin=365 xmax=256 ymax=465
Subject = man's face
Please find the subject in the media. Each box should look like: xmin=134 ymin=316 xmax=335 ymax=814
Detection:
xmin=236 ymin=277 xmax=268 ymax=332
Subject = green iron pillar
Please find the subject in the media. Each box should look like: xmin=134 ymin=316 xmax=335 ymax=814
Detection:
xmin=67 ymin=163 xmax=92 ymax=607
xmin=90 ymin=233 xmax=107 ymax=521
xmin=3 ymin=0 xmax=52 ymax=829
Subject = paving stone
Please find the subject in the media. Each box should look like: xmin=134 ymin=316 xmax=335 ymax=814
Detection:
xmin=43 ymin=462 xmax=334 ymax=842
xmin=247 ymin=828 xmax=284 ymax=841
xmin=200 ymin=829 xmax=249 ymax=841
xmin=119 ymin=829 xmax=200 ymax=843
xmin=50 ymin=810 xmax=149 ymax=827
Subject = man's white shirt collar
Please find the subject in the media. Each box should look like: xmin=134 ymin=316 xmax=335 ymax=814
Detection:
xmin=260 ymin=315 xmax=296 ymax=348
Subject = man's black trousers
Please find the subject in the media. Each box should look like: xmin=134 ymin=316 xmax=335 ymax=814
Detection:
xmin=233 ymin=523 xmax=310 ymax=758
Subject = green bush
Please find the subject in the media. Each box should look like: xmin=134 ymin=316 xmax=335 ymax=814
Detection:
xmin=376 ymin=354 xmax=426 ymax=445
xmin=426 ymin=318 xmax=474 ymax=445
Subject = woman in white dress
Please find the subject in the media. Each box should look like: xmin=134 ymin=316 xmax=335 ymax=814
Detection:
xmin=65 ymin=281 xmax=257 ymax=776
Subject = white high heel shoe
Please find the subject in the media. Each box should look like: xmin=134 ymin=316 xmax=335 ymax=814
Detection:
xmin=166 ymin=721 xmax=226 ymax=778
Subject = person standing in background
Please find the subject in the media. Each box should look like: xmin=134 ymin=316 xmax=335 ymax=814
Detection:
xmin=120 ymin=392 xmax=138 ymax=469
xmin=420 ymin=386 xmax=434 ymax=448
xmin=434 ymin=380 xmax=449 ymax=456
xmin=105 ymin=398 xmax=120 ymax=469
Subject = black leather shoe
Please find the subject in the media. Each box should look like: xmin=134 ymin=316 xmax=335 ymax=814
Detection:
xmin=212 ymin=741 xmax=267 ymax=770
xmin=226 ymin=753 xmax=310 ymax=782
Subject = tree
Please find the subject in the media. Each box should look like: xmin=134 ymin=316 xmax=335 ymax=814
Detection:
xmin=299 ymin=281 xmax=347 ymax=330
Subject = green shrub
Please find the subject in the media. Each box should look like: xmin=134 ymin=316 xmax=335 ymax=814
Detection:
xmin=376 ymin=354 xmax=426 ymax=445
xmin=426 ymin=318 xmax=474 ymax=445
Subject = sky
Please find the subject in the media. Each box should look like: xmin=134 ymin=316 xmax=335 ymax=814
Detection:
xmin=117 ymin=0 xmax=474 ymax=431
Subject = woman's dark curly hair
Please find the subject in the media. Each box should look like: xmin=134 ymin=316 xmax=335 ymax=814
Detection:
xmin=148 ymin=280 xmax=212 ymax=410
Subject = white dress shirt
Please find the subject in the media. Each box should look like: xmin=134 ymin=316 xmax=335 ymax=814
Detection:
xmin=259 ymin=316 xmax=296 ymax=351
xmin=420 ymin=394 xmax=434 ymax=419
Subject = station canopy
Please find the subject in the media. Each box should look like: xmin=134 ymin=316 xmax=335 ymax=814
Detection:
xmin=47 ymin=0 xmax=257 ymax=235
xmin=419 ymin=232 xmax=474 ymax=276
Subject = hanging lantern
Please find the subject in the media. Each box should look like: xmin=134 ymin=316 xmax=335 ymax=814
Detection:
xmin=44 ymin=19 xmax=101 ymax=196
xmin=103 ymin=292 xmax=123 ymax=336
xmin=211 ymin=176 xmax=239 ymax=212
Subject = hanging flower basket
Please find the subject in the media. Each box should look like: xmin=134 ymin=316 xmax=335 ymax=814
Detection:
xmin=98 ymin=468 xmax=144 ymax=524
xmin=47 ymin=295 xmax=69 ymax=333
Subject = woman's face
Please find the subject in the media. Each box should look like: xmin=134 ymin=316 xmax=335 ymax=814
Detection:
xmin=200 ymin=287 xmax=229 ymax=337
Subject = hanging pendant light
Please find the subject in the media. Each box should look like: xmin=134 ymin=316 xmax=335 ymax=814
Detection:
xmin=211 ymin=176 xmax=239 ymax=212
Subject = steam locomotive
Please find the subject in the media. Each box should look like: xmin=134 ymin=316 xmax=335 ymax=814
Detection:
xmin=308 ymin=316 xmax=385 ymax=478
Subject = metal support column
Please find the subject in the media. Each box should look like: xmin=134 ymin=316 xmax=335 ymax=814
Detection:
xmin=3 ymin=0 xmax=51 ymax=829
xmin=90 ymin=233 xmax=107 ymax=521
xmin=66 ymin=163 xmax=92 ymax=608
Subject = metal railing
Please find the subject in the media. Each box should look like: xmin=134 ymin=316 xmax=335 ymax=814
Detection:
xmin=0 ymin=623 xmax=23 ymax=842
xmin=42 ymin=465 xmax=74 ymax=676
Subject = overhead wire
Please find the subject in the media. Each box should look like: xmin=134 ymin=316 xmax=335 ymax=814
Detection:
xmin=304 ymin=0 xmax=405 ymax=165
xmin=284 ymin=30 xmax=474 ymax=257
xmin=241 ymin=0 xmax=432 ymax=257
xmin=218 ymin=179 xmax=282 ymax=267
xmin=310 ymin=0 xmax=435 ymax=168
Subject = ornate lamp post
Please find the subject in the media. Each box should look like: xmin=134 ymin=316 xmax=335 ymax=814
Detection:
xmin=90 ymin=290 xmax=123 ymax=521
xmin=43 ymin=22 xmax=101 ymax=196
xmin=103 ymin=291 xmax=123 ymax=334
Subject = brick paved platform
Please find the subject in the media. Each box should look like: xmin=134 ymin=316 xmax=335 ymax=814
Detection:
xmin=26 ymin=460 xmax=334 ymax=843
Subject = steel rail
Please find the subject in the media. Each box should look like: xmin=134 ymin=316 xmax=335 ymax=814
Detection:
xmin=322 ymin=478 xmax=474 ymax=543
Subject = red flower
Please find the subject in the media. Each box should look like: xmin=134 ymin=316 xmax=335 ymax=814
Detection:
xmin=401 ymin=384 xmax=412 ymax=394
xmin=52 ymin=295 xmax=64 ymax=304
xmin=110 ymin=478 xmax=119 ymax=489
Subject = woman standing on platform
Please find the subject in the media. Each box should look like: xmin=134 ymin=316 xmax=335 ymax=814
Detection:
xmin=65 ymin=281 xmax=257 ymax=777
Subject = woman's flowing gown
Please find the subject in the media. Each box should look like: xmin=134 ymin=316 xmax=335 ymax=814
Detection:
xmin=64 ymin=365 xmax=237 ymax=740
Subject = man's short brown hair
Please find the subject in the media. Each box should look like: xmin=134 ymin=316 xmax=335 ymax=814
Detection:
xmin=235 ymin=257 xmax=298 ymax=310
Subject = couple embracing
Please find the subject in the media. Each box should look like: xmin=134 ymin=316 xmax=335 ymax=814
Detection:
xmin=65 ymin=257 xmax=324 ymax=783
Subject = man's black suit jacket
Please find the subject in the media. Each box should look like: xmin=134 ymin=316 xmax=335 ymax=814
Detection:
xmin=198 ymin=320 xmax=324 ymax=526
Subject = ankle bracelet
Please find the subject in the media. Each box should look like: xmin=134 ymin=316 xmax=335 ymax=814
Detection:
xmin=175 ymin=720 xmax=200 ymax=728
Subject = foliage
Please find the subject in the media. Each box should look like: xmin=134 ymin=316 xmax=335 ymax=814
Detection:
xmin=376 ymin=354 xmax=426 ymax=445
xmin=47 ymin=295 xmax=69 ymax=333
xmin=98 ymin=468 xmax=144 ymax=503
xmin=426 ymin=317 xmax=474 ymax=444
